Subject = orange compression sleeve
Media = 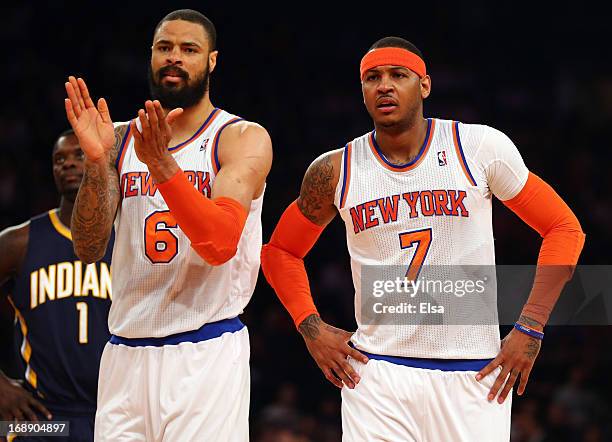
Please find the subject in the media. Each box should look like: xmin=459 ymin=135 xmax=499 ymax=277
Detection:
xmin=156 ymin=170 xmax=248 ymax=266
xmin=503 ymin=172 xmax=586 ymax=325
xmin=261 ymin=200 xmax=326 ymax=328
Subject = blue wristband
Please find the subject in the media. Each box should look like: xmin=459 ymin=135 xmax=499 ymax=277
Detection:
xmin=514 ymin=322 xmax=544 ymax=340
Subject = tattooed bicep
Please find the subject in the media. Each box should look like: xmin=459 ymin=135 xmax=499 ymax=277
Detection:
xmin=296 ymin=150 xmax=342 ymax=225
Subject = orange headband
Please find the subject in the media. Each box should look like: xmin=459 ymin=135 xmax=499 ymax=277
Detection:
xmin=360 ymin=47 xmax=426 ymax=80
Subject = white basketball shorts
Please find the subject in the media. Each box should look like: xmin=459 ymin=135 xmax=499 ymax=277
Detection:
xmin=94 ymin=317 xmax=250 ymax=442
xmin=341 ymin=351 xmax=511 ymax=442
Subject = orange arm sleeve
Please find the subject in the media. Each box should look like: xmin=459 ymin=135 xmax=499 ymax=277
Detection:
xmin=156 ymin=170 xmax=248 ymax=266
xmin=261 ymin=201 xmax=326 ymax=327
xmin=503 ymin=172 xmax=586 ymax=325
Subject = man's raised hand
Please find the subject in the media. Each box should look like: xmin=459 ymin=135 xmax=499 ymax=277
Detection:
xmin=64 ymin=76 xmax=115 ymax=162
xmin=130 ymin=100 xmax=183 ymax=182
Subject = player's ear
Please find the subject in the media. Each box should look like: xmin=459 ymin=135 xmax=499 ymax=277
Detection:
xmin=208 ymin=51 xmax=219 ymax=74
xmin=420 ymin=75 xmax=431 ymax=99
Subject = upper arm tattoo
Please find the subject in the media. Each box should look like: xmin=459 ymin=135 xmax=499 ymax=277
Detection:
xmin=297 ymin=153 xmax=338 ymax=225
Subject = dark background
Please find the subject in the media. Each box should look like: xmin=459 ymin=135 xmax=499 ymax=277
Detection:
xmin=1 ymin=3 xmax=610 ymax=441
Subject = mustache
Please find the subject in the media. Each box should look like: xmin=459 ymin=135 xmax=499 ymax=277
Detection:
xmin=157 ymin=65 xmax=189 ymax=80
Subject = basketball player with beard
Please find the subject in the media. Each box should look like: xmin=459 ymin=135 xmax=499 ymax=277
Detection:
xmin=64 ymin=9 xmax=272 ymax=441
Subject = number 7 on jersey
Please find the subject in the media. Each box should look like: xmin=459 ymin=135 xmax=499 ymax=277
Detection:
xmin=399 ymin=228 xmax=432 ymax=281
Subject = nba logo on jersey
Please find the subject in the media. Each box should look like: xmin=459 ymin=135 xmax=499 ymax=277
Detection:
xmin=437 ymin=150 xmax=447 ymax=166
xmin=200 ymin=138 xmax=209 ymax=152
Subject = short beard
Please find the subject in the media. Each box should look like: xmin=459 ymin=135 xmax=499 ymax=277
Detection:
xmin=148 ymin=65 xmax=209 ymax=109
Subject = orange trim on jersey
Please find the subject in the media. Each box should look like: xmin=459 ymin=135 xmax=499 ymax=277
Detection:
xmin=452 ymin=121 xmax=477 ymax=186
xmin=48 ymin=209 xmax=72 ymax=241
xmin=211 ymin=117 xmax=244 ymax=174
xmin=116 ymin=123 xmax=133 ymax=175
xmin=339 ymin=143 xmax=352 ymax=209
xmin=7 ymin=297 xmax=38 ymax=389
xmin=168 ymin=108 xmax=220 ymax=155
xmin=368 ymin=118 xmax=436 ymax=172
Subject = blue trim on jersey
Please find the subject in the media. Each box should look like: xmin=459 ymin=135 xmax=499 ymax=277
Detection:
xmin=358 ymin=349 xmax=492 ymax=371
xmin=109 ymin=317 xmax=244 ymax=347
xmin=114 ymin=123 xmax=132 ymax=169
xmin=168 ymin=108 xmax=220 ymax=151
xmin=213 ymin=118 xmax=244 ymax=172
xmin=339 ymin=143 xmax=349 ymax=207
xmin=454 ymin=121 xmax=477 ymax=185
xmin=372 ymin=118 xmax=432 ymax=169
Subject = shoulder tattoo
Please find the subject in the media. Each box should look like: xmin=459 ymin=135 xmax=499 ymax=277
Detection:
xmin=297 ymin=154 xmax=336 ymax=224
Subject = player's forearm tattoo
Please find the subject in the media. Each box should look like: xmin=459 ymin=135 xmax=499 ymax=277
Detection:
xmin=299 ymin=314 xmax=322 ymax=340
xmin=518 ymin=315 xmax=544 ymax=329
xmin=72 ymin=127 xmax=125 ymax=262
xmin=297 ymin=154 xmax=335 ymax=224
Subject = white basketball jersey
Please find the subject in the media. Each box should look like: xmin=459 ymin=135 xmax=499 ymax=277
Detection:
xmin=109 ymin=109 xmax=263 ymax=338
xmin=334 ymin=119 xmax=529 ymax=359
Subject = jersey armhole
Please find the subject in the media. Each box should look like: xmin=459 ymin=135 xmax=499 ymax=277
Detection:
xmin=115 ymin=122 xmax=134 ymax=175
xmin=3 ymin=219 xmax=31 ymax=278
xmin=452 ymin=121 xmax=477 ymax=186
xmin=337 ymin=142 xmax=353 ymax=210
xmin=210 ymin=118 xmax=245 ymax=175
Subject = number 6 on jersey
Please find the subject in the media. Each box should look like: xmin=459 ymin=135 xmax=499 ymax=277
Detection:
xmin=144 ymin=210 xmax=179 ymax=264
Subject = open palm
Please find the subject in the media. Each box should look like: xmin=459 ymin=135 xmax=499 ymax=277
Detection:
xmin=65 ymin=76 xmax=115 ymax=162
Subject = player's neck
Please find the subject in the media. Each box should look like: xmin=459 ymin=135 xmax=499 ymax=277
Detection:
xmin=166 ymin=96 xmax=215 ymax=146
xmin=57 ymin=197 xmax=74 ymax=229
xmin=374 ymin=117 xmax=429 ymax=165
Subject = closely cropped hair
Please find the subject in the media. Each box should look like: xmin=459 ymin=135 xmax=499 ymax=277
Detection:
xmin=53 ymin=129 xmax=75 ymax=152
xmin=58 ymin=128 xmax=75 ymax=139
xmin=369 ymin=37 xmax=424 ymax=60
xmin=155 ymin=9 xmax=217 ymax=50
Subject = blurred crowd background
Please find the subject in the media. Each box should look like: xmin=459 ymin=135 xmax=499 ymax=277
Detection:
xmin=1 ymin=3 xmax=610 ymax=441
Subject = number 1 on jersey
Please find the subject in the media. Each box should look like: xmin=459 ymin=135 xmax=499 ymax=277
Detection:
xmin=399 ymin=228 xmax=432 ymax=280
xmin=76 ymin=302 xmax=88 ymax=344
